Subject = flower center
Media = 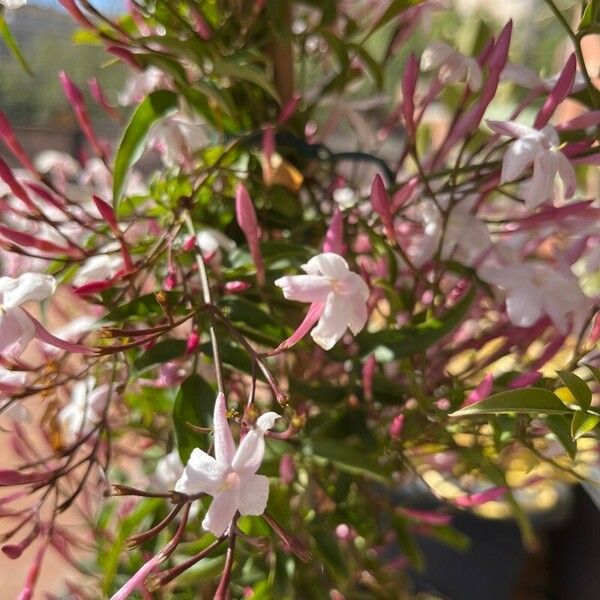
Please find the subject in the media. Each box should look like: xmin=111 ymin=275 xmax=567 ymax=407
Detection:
xmin=220 ymin=471 xmax=240 ymax=492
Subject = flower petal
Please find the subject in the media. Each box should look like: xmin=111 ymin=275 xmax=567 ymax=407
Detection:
xmin=175 ymin=448 xmax=223 ymax=495
xmin=310 ymin=293 xmax=348 ymax=350
xmin=237 ymin=474 xmax=269 ymax=516
xmin=0 ymin=308 xmax=35 ymax=358
xmin=501 ymin=138 xmax=541 ymax=183
xmin=255 ymin=412 xmax=280 ymax=433
xmin=554 ymin=151 xmax=576 ymax=198
xmin=274 ymin=275 xmax=332 ymax=303
xmin=202 ymin=489 xmax=237 ymax=537
xmin=1 ymin=273 xmax=55 ymax=309
xmin=213 ymin=392 xmax=236 ymax=467
xmin=302 ymin=253 xmax=349 ymax=279
xmin=272 ymin=301 xmax=323 ymax=353
xmin=524 ymin=151 xmax=557 ymax=209
xmin=506 ymin=286 xmax=543 ymax=328
xmin=231 ymin=429 xmax=265 ymax=477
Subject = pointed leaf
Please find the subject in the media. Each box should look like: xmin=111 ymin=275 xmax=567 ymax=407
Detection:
xmin=557 ymin=370 xmax=592 ymax=411
xmin=571 ymin=411 xmax=600 ymax=440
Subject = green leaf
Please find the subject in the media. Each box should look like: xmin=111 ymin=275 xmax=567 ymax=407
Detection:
xmin=213 ymin=58 xmax=280 ymax=100
xmin=556 ymin=370 xmax=592 ymax=411
xmin=312 ymin=529 xmax=348 ymax=577
xmin=451 ymin=388 xmax=573 ymax=417
xmin=113 ymin=90 xmax=179 ymax=207
xmin=571 ymin=411 xmax=600 ymax=440
xmin=131 ymin=339 xmax=187 ymax=376
xmin=101 ymin=292 xmax=182 ymax=324
xmin=579 ymin=0 xmax=600 ymax=30
xmin=305 ymin=439 xmax=388 ymax=484
xmin=0 ymin=15 xmax=33 ymax=75
xmin=358 ymin=286 xmax=475 ymax=358
xmin=545 ymin=415 xmax=577 ymax=459
xmin=173 ymin=374 xmax=215 ymax=463
xmin=219 ymin=296 xmax=286 ymax=345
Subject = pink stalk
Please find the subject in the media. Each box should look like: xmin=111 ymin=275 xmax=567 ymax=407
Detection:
xmin=15 ymin=542 xmax=47 ymax=600
xmin=271 ymin=301 xmax=324 ymax=354
xmin=59 ymin=71 xmax=107 ymax=160
xmin=361 ymin=354 xmax=376 ymax=402
xmin=185 ymin=331 xmax=199 ymax=355
xmin=262 ymin=125 xmax=275 ymax=166
xmin=235 ymin=184 xmax=265 ymax=286
xmin=224 ymin=280 xmax=251 ymax=294
xmin=0 ymin=469 xmax=50 ymax=486
xmin=391 ymin=177 xmax=418 ymax=213
xmin=276 ymin=93 xmax=301 ymax=126
xmin=110 ymin=552 xmax=163 ymax=600
xmin=88 ymin=77 xmax=121 ymax=121
xmin=73 ymin=279 xmax=116 ymax=295
xmin=464 ymin=373 xmax=493 ymax=407
xmin=370 ymin=174 xmax=395 ymax=244
xmin=58 ymin=0 xmax=95 ymax=29
xmin=28 ymin=313 xmax=94 ymax=355
xmin=557 ymin=110 xmax=600 ymax=131
xmin=534 ymin=53 xmax=576 ymax=129
xmin=0 ymin=157 xmax=38 ymax=211
xmin=0 ymin=111 xmax=36 ymax=172
xmin=0 ymin=225 xmax=81 ymax=258
xmin=93 ymin=195 xmax=134 ymax=271
xmin=25 ymin=181 xmax=66 ymax=209
xmin=322 ymin=208 xmax=344 ymax=254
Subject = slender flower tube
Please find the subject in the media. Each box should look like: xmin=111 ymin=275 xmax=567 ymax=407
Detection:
xmin=235 ymin=184 xmax=265 ymax=286
xmin=175 ymin=392 xmax=279 ymax=537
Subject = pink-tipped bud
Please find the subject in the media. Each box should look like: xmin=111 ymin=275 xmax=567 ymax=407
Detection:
xmin=93 ymin=195 xmax=119 ymax=231
xmin=277 ymin=93 xmax=301 ymax=126
xmin=322 ymin=208 xmax=344 ymax=254
xmin=389 ymin=414 xmax=405 ymax=440
xmin=335 ymin=524 xmax=355 ymax=541
xmin=88 ymin=77 xmax=120 ymax=121
xmin=73 ymin=279 xmax=115 ymax=295
xmin=185 ymin=331 xmax=199 ymax=355
xmin=0 ymin=469 xmax=48 ymax=486
xmin=488 ymin=20 xmax=512 ymax=73
xmin=534 ymin=53 xmax=576 ymax=128
xmin=401 ymin=54 xmax=419 ymax=138
xmin=0 ymin=157 xmax=37 ymax=211
xmin=190 ymin=8 xmax=213 ymax=40
xmin=106 ymin=45 xmax=142 ymax=71
xmin=165 ymin=267 xmax=177 ymax=291
xmin=279 ymin=454 xmax=296 ymax=485
xmin=58 ymin=0 xmax=95 ymax=29
xmin=361 ymin=354 xmax=376 ymax=402
xmin=59 ymin=71 xmax=85 ymax=107
xmin=464 ymin=373 xmax=493 ymax=407
xmin=2 ymin=525 xmax=40 ymax=559
xmin=224 ymin=280 xmax=251 ymax=294
xmin=370 ymin=174 xmax=395 ymax=244
xmin=0 ymin=226 xmax=81 ymax=258
xmin=235 ymin=183 xmax=265 ymax=286
xmin=182 ymin=235 xmax=196 ymax=252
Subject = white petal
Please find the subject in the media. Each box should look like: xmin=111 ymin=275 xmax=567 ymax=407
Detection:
xmin=302 ymin=253 xmax=349 ymax=279
xmin=524 ymin=151 xmax=557 ymax=209
xmin=466 ymin=59 xmax=482 ymax=92
xmin=506 ymin=287 xmax=543 ymax=328
xmin=175 ymin=448 xmax=224 ymax=495
xmin=275 ymin=275 xmax=332 ymax=303
xmin=487 ymin=120 xmax=539 ymax=139
xmin=421 ymin=42 xmax=455 ymax=71
xmin=213 ymin=392 xmax=236 ymax=467
xmin=500 ymin=64 xmax=543 ymax=89
xmin=256 ymin=411 xmax=280 ymax=433
xmin=1 ymin=273 xmax=55 ymax=309
xmin=310 ymin=293 xmax=348 ymax=350
xmin=231 ymin=429 xmax=265 ymax=477
xmin=202 ymin=489 xmax=238 ymax=537
xmin=501 ymin=138 xmax=541 ymax=183
xmin=345 ymin=271 xmax=370 ymax=302
xmin=554 ymin=151 xmax=576 ymax=198
xmin=237 ymin=474 xmax=269 ymax=516
xmin=347 ymin=295 xmax=368 ymax=336
xmin=0 ymin=308 xmax=35 ymax=358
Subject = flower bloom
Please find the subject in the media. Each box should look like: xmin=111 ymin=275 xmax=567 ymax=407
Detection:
xmin=57 ymin=377 xmax=115 ymax=445
xmin=0 ymin=368 xmax=30 ymax=422
xmin=487 ymin=120 xmax=576 ymax=209
xmin=0 ymin=273 xmax=56 ymax=358
xmin=421 ymin=41 xmax=482 ymax=92
xmin=175 ymin=392 xmax=279 ymax=537
xmin=275 ymin=253 xmax=369 ymax=350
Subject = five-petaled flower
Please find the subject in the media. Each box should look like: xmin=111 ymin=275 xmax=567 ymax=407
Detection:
xmin=0 ymin=273 xmax=56 ymax=358
xmin=175 ymin=392 xmax=279 ymax=537
xmin=487 ymin=120 xmax=576 ymax=209
xmin=421 ymin=41 xmax=482 ymax=92
xmin=275 ymin=253 xmax=369 ymax=350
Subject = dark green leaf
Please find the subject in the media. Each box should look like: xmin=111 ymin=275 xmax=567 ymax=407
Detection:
xmin=312 ymin=530 xmax=348 ymax=577
xmin=579 ymin=0 xmax=600 ymax=30
xmin=557 ymin=370 xmax=592 ymax=411
xmin=173 ymin=374 xmax=214 ymax=463
xmin=358 ymin=286 xmax=475 ymax=358
xmin=451 ymin=388 xmax=573 ymax=417
xmin=101 ymin=292 xmax=182 ymax=324
xmin=113 ymin=90 xmax=179 ymax=207
xmin=392 ymin=516 xmax=425 ymax=571
xmin=132 ymin=339 xmax=187 ymax=376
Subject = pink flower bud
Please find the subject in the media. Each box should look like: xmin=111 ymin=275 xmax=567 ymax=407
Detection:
xmin=182 ymin=235 xmax=197 ymax=252
xmin=73 ymin=279 xmax=115 ymax=295
xmin=508 ymin=371 xmax=542 ymax=389
xmin=279 ymin=454 xmax=296 ymax=485
xmin=235 ymin=183 xmax=265 ymax=286
xmin=165 ymin=267 xmax=177 ymax=290
xmin=534 ymin=53 xmax=576 ymax=128
xmin=58 ymin=0 xmax=95 ymax=29
xmin=58 ymin=70 xmax=85 ymax=106
xmin=488 ymin=20 xmax=512 ymax=73
xmin=186 ymin=331 xmax=199 ymax=355
xmin=389 ymin=414 xmax=404 ymax=440
xmin=2 ymin=524 xmax=40 ymax=559
xmin=0 ymin=469 xmax=48 ymax=486
xmin=190 ymin=7 xmax=213 ymax=40
xmin=370 ymin=174 xmax=395 ymax=244
xmin=0 ymin=111 xmax=36 ymax=172
xmin=15 ymin=543 xmax=46 ymax=600
xmin=454 ymin=486 xmax=506 ymax=507
xmin=93 ymin=195 xmax=119 ymax=231
xmin=588 ymin=313 xmax=600 ymax=346
xmin=322 ymin=208 xmax=344 ymax=254
xmin=464 ymin=373 xmax=493 ymax=407
xmin=88 ymin=77 xmax=120 ymax=121
xmin=361 ymin=354 xmax=376 ymax=402
xmin=0 ymin=225 xmax=81 ymax=258
xmin=224 ymin=280 xmax=251 ymax=294
xmin=0 ymin=157 xmax=37 ymax=211
xmin=335 ymin=524 xmax=354 ymax=541
xmin=106 ymin=46 xmax=142 ymax=70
